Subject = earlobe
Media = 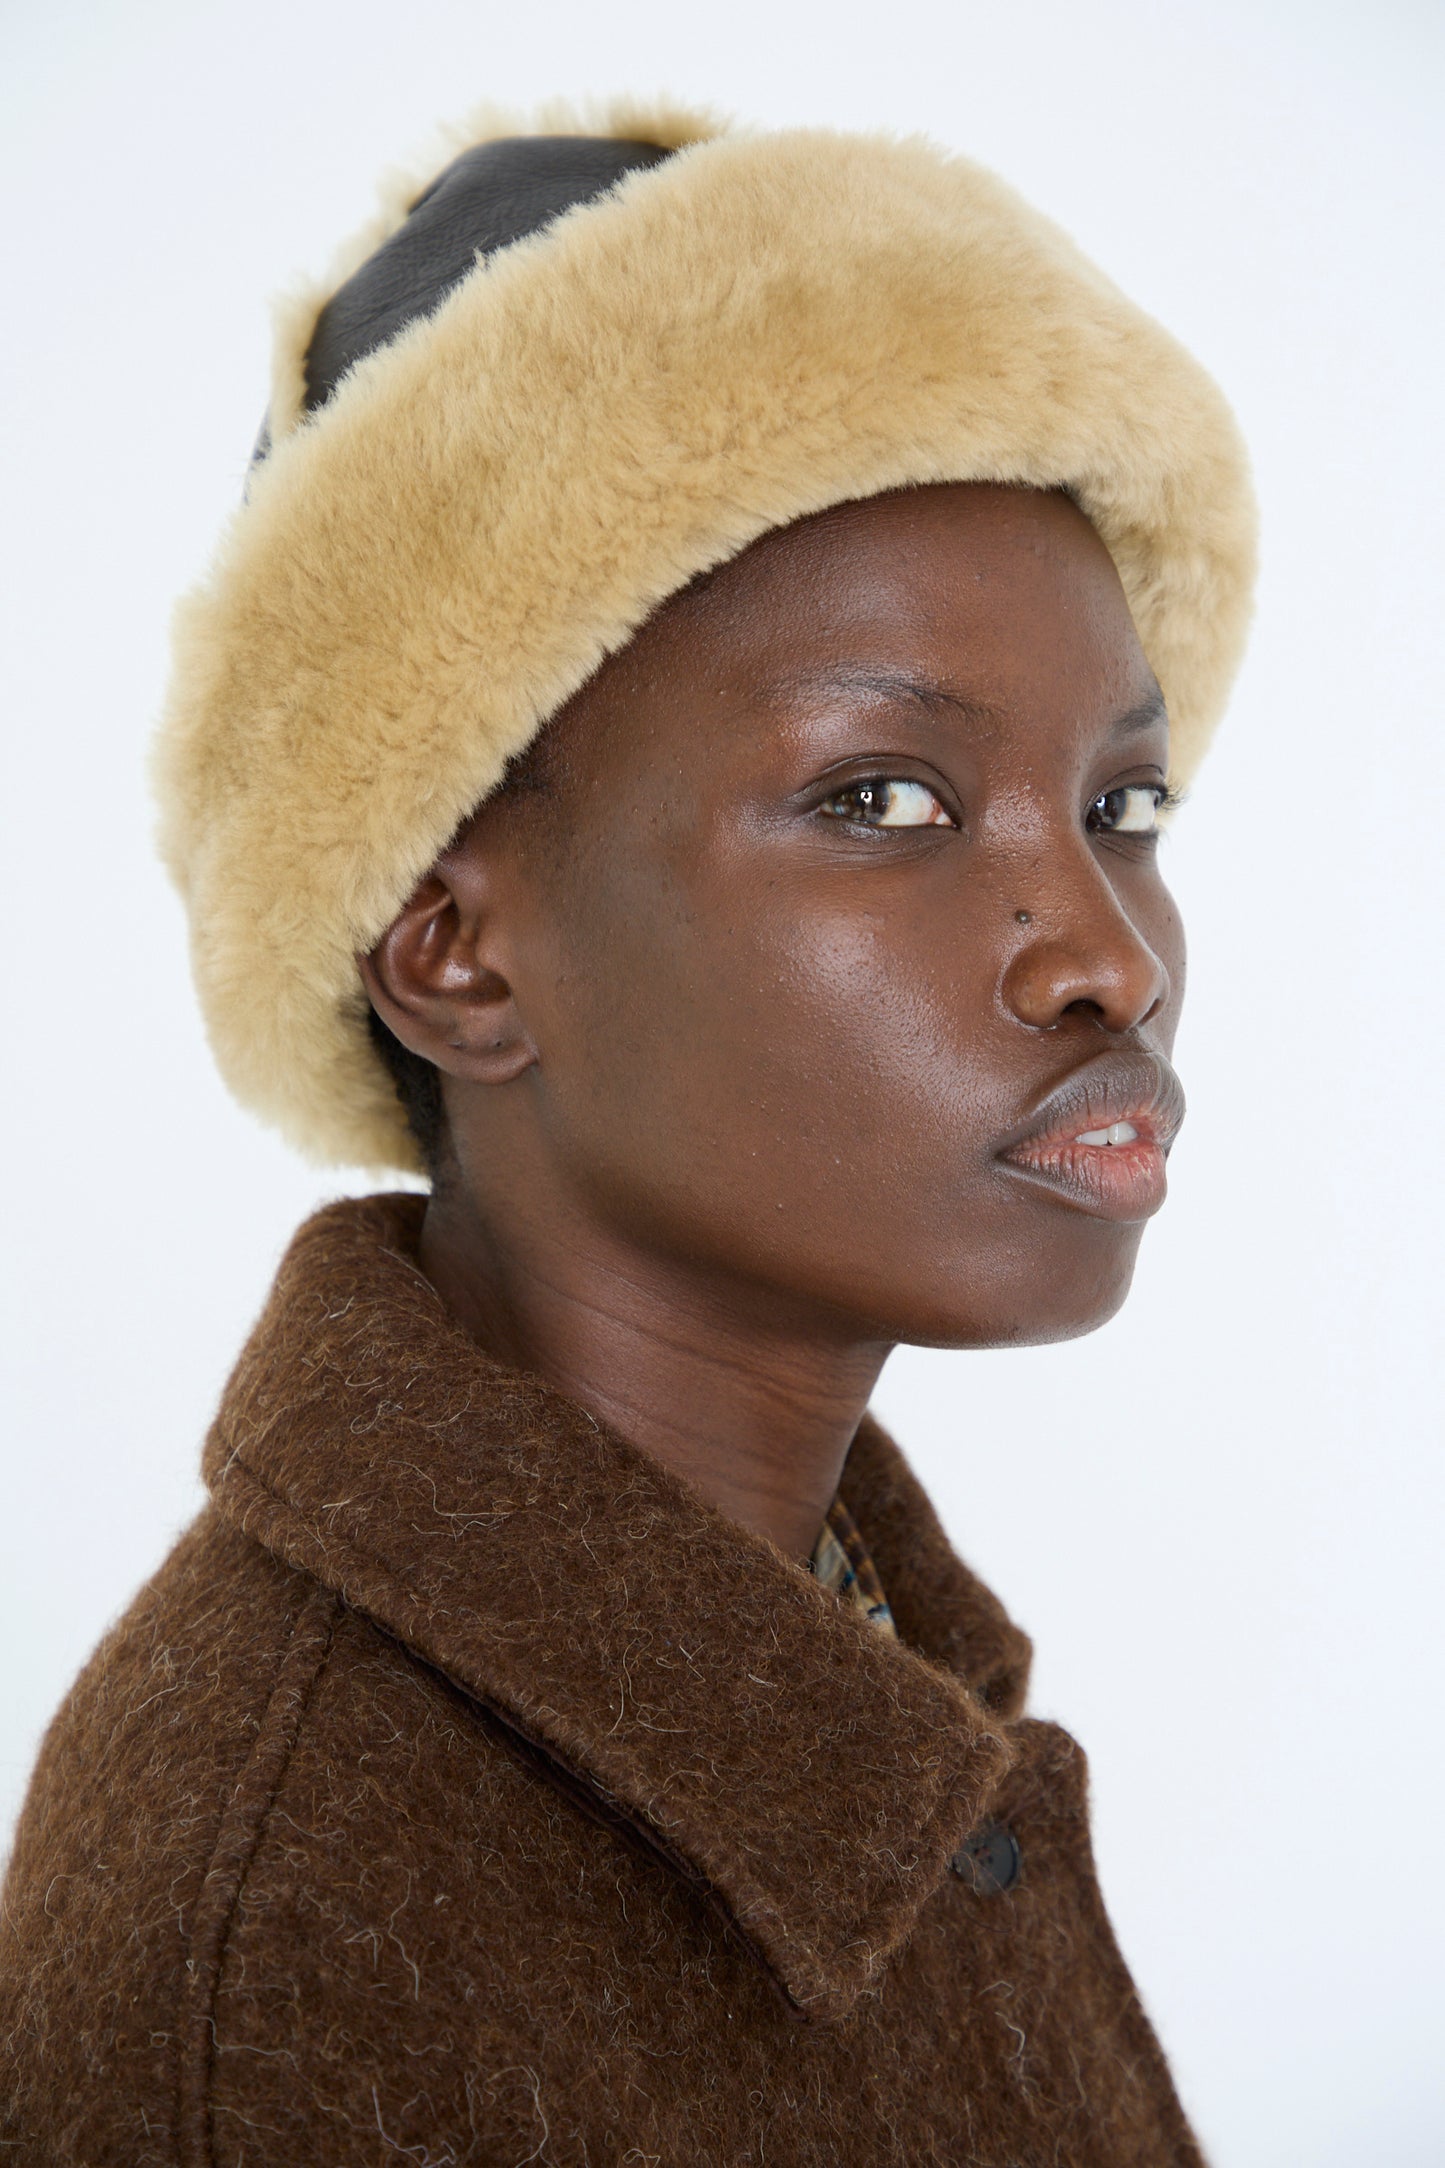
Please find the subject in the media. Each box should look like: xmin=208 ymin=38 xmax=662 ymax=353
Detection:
xmin=357 ymin=864 xmax=538 ymax=1086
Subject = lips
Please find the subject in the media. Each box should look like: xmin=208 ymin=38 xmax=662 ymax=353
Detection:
xmin=997 ymin=1049 xmax=1185 ymax=1223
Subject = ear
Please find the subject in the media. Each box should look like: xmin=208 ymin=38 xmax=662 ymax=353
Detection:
xmin=357 ymin=840 xmax=538 ymax=1087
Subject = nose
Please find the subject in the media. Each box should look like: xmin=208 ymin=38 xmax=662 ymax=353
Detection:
xmin=1000 ymin=861 xmax=1172 ymax=1034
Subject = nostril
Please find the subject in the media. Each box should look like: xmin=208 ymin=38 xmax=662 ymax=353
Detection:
xmin=1001 ymin=925 xmax=1169 ymax=1036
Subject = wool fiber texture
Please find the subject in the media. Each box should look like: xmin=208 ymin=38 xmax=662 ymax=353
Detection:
xmin=1 ymin=1195 xmax=1206 ymax=2166
xmin=152 ymin=105 xmax=1257 ymax=1172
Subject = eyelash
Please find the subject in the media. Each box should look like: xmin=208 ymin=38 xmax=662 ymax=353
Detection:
xmin=817 ymin=776 xmax=1182 ymax=837
xmin=1086 ymin=782 xmax=1183 ymax=838
xmin=816 ymin=776 xmax=956 ymax=831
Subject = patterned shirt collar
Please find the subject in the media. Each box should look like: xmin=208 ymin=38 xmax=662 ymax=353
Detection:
xmin=810 ymin=1493 xmax=897 ymax=1637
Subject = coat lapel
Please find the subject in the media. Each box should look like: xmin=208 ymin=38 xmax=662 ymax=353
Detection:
xmin=205 ymin=1194 xmax=1027 ymax=2020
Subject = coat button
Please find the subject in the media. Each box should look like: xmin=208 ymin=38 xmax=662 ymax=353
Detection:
xmin=949 ymin=1820 xmax=1021 ymax=1895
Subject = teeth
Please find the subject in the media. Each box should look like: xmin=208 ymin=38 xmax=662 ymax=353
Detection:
xmin=1075 ymin=1121 xmax=1139 ymax=1147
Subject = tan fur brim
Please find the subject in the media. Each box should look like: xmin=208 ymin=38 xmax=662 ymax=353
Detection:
xmin=154 ymin=106 xmax=1256 ymax=1173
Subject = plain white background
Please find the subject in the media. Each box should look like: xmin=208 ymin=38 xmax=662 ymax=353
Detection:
xmin=2 ymin=2 xmax=1441 ymax=2159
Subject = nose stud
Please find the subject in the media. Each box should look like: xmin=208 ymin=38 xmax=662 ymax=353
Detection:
xmin=1014 ymin=909 xmax=1032 ymax=925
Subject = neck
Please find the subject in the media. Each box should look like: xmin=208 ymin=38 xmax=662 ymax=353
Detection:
xmin=418 ymin=1183 xmax=890 ymax=1561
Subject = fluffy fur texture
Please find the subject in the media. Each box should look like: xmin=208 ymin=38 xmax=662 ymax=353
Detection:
xmin=154 ymin=103 xmax=1256 ymax=1171
xmin=1 ymin=1195 xmax=1205 ymax=2165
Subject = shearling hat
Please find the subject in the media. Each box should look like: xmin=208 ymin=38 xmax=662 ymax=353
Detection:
xmin=153 ymin=99 xmax=1256 ymax=1175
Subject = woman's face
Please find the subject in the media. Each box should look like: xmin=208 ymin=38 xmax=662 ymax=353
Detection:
xmin=445 ymin=481 xmax=1186 ymax=1349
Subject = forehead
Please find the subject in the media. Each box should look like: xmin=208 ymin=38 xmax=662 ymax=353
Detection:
xmin=628 ymin=489 xmax=1143 ymax=711
xmin=519 ymin=480 xmax=1162 ymax=805
xmin=669 ymin=482 xmax=1148 ymax=686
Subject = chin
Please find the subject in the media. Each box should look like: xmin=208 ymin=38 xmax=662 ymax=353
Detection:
xmin=900 ymin=1226 xmax=1148 ymax=1351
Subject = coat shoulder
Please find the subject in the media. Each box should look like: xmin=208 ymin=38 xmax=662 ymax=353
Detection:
xmin=0 ymin=1507 xmax=335 ymax=2168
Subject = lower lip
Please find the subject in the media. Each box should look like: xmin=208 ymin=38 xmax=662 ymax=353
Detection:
xmin=999 ymin=1134 xmax=1170 ymax=1222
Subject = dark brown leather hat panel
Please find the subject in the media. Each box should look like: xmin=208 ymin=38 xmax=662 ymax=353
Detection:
xmin=302 ymin=135 xmax=675 ymax=414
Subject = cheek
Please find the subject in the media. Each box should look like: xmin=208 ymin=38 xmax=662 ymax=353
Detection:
xmin=530 ymin=845 xmax=1166 ymax=1347
xmin=765 ymin=901 xmax=1001 ymax=1153
xmin=1141 ymin=877 xmax=1187 ymax=1047
xmin=534 ymin=861 xmax=1006 ymax=1268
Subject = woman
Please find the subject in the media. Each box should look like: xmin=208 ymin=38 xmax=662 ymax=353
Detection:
xmin=0 ymin=107 xmax=1254 ymax=2163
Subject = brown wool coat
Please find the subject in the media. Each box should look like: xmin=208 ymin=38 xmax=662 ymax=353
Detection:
xmin=1 ymin=1195 xmax=1204 ymax=2166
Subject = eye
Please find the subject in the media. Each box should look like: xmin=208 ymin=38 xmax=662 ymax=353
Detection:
xmin=1087 ymin=784 xmax=1168 ymax=837
xmin=818 ymin=778 xmax=955 ymax=829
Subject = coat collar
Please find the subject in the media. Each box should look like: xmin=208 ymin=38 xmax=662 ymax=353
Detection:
xmin=205 ymin=1194 xmax=1032 ymax=2020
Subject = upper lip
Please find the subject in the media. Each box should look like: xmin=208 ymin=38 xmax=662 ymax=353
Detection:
xmin=996 ymin=1048 xmax=1185 ymax=1158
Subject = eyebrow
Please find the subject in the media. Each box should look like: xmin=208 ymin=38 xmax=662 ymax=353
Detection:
xmin=751 ymin=666 xmax=1005 ymax=724
xmin=754 ymin=666 xmax=1170 ymax=737
xmin=1108 ymin=688 xmax=1170 ymax=737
